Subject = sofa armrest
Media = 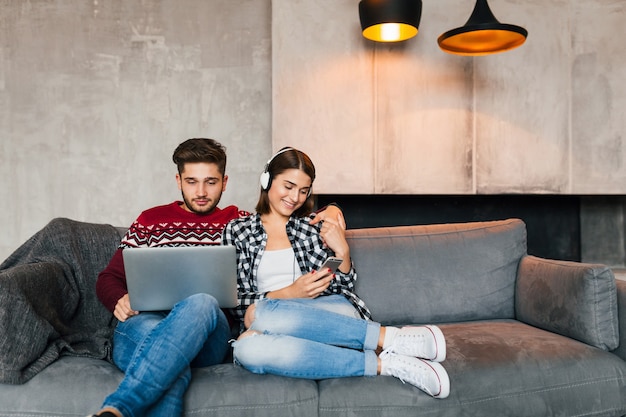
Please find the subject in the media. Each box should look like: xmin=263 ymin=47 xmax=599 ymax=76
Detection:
xmin=515 ymin=255 xmax=619 ymax=351
xmin=612 ymin=278 xmax=626 ymax=361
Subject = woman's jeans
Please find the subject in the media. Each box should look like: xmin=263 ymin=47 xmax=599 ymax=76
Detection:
xmin=102 ymin=293 xmax=230 ymax=417
xmin=233 ymin=295 xmax=380 ymax=379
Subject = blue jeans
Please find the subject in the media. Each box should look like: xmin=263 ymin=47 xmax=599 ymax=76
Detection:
xmin=232 ymin=295 xmax=380 ymax=379
xmin=102 ymin=293 xmax=230 ymax=417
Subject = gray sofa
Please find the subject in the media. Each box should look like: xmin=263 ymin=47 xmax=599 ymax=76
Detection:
xmin=1 ymin=217 xmax=625 ymax=417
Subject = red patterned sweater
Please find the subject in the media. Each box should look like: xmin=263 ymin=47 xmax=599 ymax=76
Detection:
xmin=96 ymin=201 xmax=249 ymax=313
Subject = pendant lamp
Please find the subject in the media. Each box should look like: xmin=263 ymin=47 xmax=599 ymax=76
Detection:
xmin=359 ymin=0 xmax=422 ymax=43
xmin=438 ymin=0 xmax=527 ymax=56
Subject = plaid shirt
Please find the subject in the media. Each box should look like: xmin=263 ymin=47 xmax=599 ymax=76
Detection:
xmin=222 ymin=213 xmax=372 ymax=330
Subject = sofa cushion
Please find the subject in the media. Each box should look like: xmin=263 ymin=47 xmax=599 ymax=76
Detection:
xmin=0 ymin=358 xmax=319 ymax=417
xmin=318 ymin=320 xmax=626 ymax=417
xmin=0 ymin=356 xmax=123 ymax=416
xmin=185 ymin=364 xmax=319 ymax=417
xmin=516 ymin=255 xmax=619 ymax=351
xmin=346 ymin=219 xmax=527 ymax=325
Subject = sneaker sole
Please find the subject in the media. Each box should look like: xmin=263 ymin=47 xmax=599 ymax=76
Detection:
xmin=425 ymin=325 xmax=446 ymax=362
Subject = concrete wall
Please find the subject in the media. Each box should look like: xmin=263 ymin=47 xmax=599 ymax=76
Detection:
xmin=0 ymin=0 xmax=272 ymax=261
xmin=1 ymin=0 xmax=625 ymax=262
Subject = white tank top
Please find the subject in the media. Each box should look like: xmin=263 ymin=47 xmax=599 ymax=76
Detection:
xmin=257 ymin=247 xmax=303 ymax=293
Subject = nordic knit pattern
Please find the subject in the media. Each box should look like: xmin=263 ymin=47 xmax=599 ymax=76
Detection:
xmin=121 ymin=201 xmax=248 ymax=248
xmin=96 ymin=202 xmax=249 ymax=312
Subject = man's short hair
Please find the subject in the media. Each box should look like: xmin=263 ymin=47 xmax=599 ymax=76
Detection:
xmin=172 ymin=138 xmax=227 ymax=175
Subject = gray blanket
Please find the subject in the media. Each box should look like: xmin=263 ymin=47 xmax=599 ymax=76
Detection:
xmin=0 ymin=218 xmax=121 ymax=384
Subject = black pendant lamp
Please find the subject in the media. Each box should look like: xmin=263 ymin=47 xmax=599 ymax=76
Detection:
xmin=359 ymin=0 xmax=422 ymax=43
xmin=438 ymin=0 xmax=527 ymax=56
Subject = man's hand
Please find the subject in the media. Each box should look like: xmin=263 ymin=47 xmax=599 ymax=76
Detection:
xmin=114 ymin=293 xmax=139 ymax=322
xmin=310 ymin=204 xmax=345 ymax=229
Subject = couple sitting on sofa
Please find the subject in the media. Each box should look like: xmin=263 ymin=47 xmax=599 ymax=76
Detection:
xmin=90 ymin=138 xmax=450 ymax=417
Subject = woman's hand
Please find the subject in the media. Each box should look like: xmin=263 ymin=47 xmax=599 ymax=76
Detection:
xmin=319 ymin=213 xmax=351 ymax=273
xmin=269 ymin=269 xmax=335 ymax=299
xmin=113 ymin=293 xmax=139 ymax=322
xmin=319 ymin=213 xmax=348 ymax=253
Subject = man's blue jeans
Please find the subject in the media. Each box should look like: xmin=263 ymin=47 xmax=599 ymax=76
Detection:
xmin=233 ymin=296 xmax=380 ymax=379
xmin=102 ymin=293 xmax=230 ymax=417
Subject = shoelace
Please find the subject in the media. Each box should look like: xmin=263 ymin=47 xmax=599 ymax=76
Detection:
xmin=380 ymin=349 xmax=434 ymax=396
xmin=394 ymin=331 xmax=426 ymax=353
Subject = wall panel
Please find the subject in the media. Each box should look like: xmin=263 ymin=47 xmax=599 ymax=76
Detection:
xmin=373 ymin=0 xmax=474 ymax=194
xmin=272 ymin=0 xmax=375 ymax=194
xmin=571 ymin=0 xmax=626 ymax=193
xmin=475 ymin=0 xmax=571 ymax=193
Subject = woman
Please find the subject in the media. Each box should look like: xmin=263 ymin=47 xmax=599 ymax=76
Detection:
xmin=222 ymin=147 xmax=450 ymax=398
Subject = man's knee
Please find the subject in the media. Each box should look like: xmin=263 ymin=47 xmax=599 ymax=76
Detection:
xmin=181 ymin=293 xmax=220 ymax=316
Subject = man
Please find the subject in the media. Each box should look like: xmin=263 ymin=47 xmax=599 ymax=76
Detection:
xmin=90 ymin=138 xmax=341 ymax=417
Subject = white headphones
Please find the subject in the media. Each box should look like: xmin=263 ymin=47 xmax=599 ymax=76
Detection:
xmin=259 ymin=147 xmax=312 ymax=197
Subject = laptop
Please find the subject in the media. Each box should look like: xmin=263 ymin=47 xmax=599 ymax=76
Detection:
xmin=123 ymin=245 xmax=239 ymax=311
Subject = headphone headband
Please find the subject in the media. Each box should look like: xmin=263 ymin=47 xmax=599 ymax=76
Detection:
xmin=264 ymin=148 xmax=294 ymax=172
xmin=259 ymin=147 xmax=312 ymax=197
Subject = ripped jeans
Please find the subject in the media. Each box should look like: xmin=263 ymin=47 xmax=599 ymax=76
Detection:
xmin=232 ymin=295 xmax=380 ymax=379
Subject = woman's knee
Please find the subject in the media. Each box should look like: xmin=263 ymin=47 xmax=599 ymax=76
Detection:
xmin=238 ymin=329 xmax=260 ymax=341
xmin=232 ymin=330 xmax=264 ymax=371
xmin=245 ymin=298 xmax=279 ymax=330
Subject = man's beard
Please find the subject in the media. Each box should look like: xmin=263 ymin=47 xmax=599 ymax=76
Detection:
xmin=181 ymin=193 xmax=220 ymax=214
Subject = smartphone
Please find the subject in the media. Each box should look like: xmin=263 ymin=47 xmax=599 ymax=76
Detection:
xmin=321 ymin=256 xmax=343 ymax=273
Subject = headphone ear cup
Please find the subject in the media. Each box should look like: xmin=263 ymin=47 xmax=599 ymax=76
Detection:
xmin=260 ymin=170 xmax=270 ymax=190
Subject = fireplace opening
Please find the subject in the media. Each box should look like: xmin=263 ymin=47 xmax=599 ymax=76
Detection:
xmin=317 ymin=194 xmax=581 ymax=262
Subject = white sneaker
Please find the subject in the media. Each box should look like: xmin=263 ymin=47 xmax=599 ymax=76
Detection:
xmin=387 ymin=325 xmax=446 ymax=362
xmin=380 ymin=350 xmax=450 ymax=399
